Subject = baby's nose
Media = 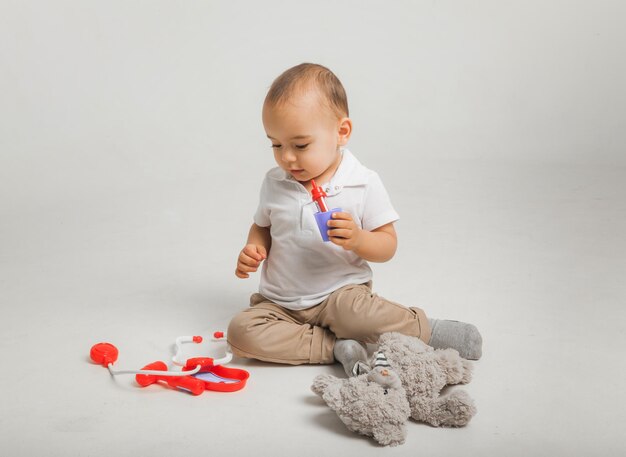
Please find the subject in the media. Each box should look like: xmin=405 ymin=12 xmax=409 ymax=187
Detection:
xmin=281 ymin=149 xmax=297 ymax=163
xmin=381 ymin=369 xmax=389 ymax=376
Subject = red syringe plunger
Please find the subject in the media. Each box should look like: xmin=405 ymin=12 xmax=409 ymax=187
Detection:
xmin=310 ymin=179 xmax=328 ymax=213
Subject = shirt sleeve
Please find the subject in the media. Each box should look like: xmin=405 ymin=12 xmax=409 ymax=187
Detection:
xmin=253 ymin=176 xmax=271 ymax=227
xmin=361 ymin=172 xmax=399 ymax=231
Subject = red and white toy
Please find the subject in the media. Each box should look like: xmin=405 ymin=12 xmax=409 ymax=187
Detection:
xmin=90 ymin=332 xmax=249 ymax=395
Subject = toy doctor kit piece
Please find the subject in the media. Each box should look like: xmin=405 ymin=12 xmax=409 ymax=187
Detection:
xmin=310 ymin=179 xmax=341 ymax=242
xmin=90 ymin=332 xmax=249 ymax=395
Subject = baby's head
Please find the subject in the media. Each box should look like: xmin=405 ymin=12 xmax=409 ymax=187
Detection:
xmin=262 ymin=63 xmax=352 ymax=184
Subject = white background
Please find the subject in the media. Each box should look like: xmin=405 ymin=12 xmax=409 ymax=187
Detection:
xmin=1 ymin=1 xmax=625 ymax=456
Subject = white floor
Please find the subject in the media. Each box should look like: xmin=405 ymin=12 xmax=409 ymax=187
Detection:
xmin=2 ymin=159 xmax=625 ymax=457
xmin=2 ymin=1 xmax=626 ymax=455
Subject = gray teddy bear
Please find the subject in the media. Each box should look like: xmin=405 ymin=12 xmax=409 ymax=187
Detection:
xmin=378 ymin=332 xmax=476 ymax=427
xmin=311 ymin=361 xmax=411 ymax=446
xmin=311 ymin=332 xmax=477 ymax=446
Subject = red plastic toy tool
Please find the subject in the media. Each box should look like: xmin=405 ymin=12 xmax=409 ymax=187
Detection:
xmin=310 ymin=179 xmax=328 ymax=213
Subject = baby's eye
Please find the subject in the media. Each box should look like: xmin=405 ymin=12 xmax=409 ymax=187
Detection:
xmin=295 ymin=144 xmax=309 ymax=150
xmin=271 ymin=144 xmax=281 ymax=149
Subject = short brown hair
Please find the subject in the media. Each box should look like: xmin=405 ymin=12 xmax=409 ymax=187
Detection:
xmin=264 ymin=63 xmax=349 ymax=118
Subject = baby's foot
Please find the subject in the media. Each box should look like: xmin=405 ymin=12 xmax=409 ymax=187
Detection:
xmin=428 ymin=319 xmax=482 ymax=360
xmin=333 ymin=339 xmax=369 ymax=376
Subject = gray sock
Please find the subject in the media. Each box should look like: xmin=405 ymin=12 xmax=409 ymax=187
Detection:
xmin=428 ymin=318 xmax=483 ymax=360
xmin=333 ymin=339 xmax=369 ymax=377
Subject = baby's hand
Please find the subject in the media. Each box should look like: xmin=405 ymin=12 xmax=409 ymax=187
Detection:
xmin=235 ymin=244 xmax=267 ymax=279
xmin=327 ymin=211 xmax=363 ymax=251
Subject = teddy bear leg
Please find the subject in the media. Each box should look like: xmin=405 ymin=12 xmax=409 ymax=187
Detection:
xmin=424 ymin=390 xmax=476 ymax=427
xmin=372 ymin=422 xmax=407 ymax=447
xmin=435 ymin=349 xmax=473 ymax=385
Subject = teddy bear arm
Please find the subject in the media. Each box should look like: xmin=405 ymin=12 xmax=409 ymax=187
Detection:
xmin=434 ymin=349 xmax=473 ymax=385
xmin=415 ymin=390 xmax=476 ymax=427
xmin=311 ymin=374 xmax=336 ymax=397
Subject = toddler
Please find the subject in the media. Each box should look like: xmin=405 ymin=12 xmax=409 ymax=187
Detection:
xmin=228 ymin=63 xmax=482 ymax=376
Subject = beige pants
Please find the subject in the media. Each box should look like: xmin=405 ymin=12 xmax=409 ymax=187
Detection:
xmin=227 ymin=282 xmax=431 ymax=365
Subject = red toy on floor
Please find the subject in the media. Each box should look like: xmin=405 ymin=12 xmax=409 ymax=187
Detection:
xmin=90 ymin=332 xmax=249 ymax=395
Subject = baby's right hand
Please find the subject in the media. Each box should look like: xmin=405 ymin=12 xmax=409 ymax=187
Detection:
xmin=235 ymin=244 xmax=267 ymax=279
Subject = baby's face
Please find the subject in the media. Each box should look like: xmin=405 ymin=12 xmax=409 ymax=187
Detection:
xmin=262 ymin=90 xmax=349 ymax=185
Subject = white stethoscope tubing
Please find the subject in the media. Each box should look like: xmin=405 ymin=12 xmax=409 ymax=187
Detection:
xmin=107 ymin=364 xmax=201 ymax=377
xmin=172 ymin=334 xmax=233 ymax=367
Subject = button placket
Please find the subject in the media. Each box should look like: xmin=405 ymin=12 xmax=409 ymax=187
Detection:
xmin=323 ymin=182 xmax=343 ymax=198
xmin=299 ymin=199 xmax=315 ymax=234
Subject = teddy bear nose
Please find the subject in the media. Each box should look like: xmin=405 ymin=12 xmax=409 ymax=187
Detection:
xmin=381 ymin=369 xmax=389 ymax=376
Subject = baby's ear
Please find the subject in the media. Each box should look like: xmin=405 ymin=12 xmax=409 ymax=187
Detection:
xmin=337 ymin=117 xmax=352 ymax=146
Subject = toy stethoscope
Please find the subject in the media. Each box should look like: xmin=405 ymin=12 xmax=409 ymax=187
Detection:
xmin=90 ymin=332 xmax=249 ymax=395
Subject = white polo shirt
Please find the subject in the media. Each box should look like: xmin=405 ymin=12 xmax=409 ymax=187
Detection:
xmin=254 ymin=149 xmax=399 ymax=310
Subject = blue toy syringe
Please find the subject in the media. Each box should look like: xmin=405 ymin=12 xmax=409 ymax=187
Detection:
xmin=310 ymin=179 xmax=340 ymax=242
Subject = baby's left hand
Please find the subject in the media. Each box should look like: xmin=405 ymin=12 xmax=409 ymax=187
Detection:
xmin=327 ymin=211 xmax=363 ymax=251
